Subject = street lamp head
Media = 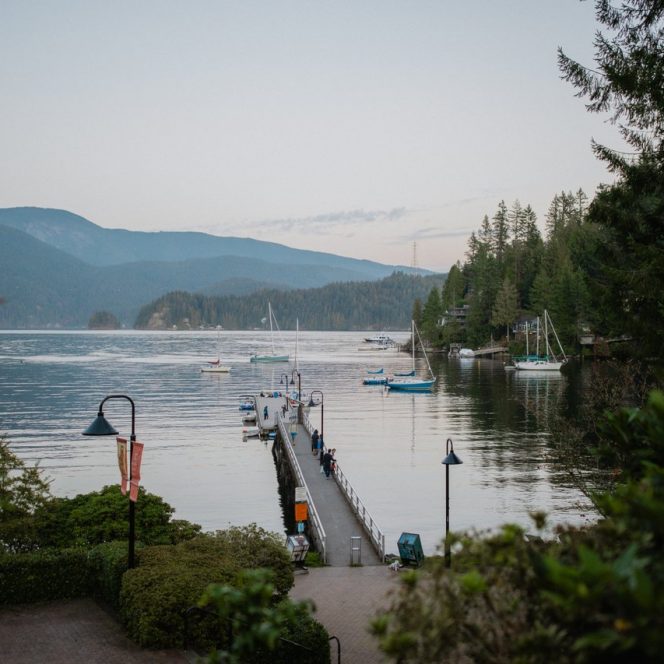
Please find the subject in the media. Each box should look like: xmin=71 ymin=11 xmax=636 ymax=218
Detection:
xmin=442 ymin=438 xmax=463 ymax=465
xmin=83 ymin=411 xmax=119 ymax=436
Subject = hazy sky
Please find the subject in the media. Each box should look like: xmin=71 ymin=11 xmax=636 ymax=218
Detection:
xmin=1 ymin=1 xmax=624 ymax=271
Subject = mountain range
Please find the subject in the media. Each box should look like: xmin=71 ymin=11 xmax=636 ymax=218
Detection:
xmin=0 ymin=207 xmax=431 ymax=328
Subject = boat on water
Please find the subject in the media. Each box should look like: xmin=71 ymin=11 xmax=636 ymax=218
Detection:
xmin=393 ymin=369 xmax=415 ymax=377
xmin=250 ymin=302 xmax=289 ymax=363
xmin=200 ymin=333 xmax=231 ymax=372
xmin=458 ymin=348 xmax=475 ymax=358
xmin=513 ymin=310 xmax=567 ymax=372
xmin=363 ymin=375 xmax=388 ymax=385
xmin=364 ymin=332 xmax=395 ymax=345
xmin=367 ymin=368 xmax=384 ymax=374
xmin=387 ymin=321 xmax=436 ymax=392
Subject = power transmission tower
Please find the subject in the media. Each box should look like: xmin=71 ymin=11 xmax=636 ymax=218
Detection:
xmin=411 ymin=241 xmax=418 ymax=269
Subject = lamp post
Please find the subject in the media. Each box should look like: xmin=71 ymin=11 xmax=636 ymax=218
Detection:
xmin=308 ymin=390 xmax=324 ymax=443
xmin=291 ymin=369 xmax=301 ymax=399
xmin=83 ymin=394 xmax=137 ymax=569
xmin=441 ymin=438 xmax=463 ymax=568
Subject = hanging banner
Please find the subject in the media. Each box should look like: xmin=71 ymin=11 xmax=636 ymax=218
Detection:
xmin=116 ymin=437 xmax=128 ymax=495
xmin=129 ymin=441 xmax=144 ymax=502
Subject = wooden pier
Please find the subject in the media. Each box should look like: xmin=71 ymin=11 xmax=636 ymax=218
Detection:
xmin=257 ymin=394 xmax=385 ymax=566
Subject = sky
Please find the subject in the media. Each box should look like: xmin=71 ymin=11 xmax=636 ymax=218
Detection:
xmin=0 ymin=1 xmax=625 ymax=272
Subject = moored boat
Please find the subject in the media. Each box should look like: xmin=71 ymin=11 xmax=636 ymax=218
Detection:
xmin=513 ymin=310 xmax=567 ymax=372
xmin=387 ymin=321 xmax=436 ymax=393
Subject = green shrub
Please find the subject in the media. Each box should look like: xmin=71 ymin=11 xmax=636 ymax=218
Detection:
xmin=198 ymin=570 xmax=330 ymax=664
xmin=120 ymin=525 xmax=294 ymax=649
xmin=271 ymin=601 xmax=330 ymax=664
xmin=88 ymin=541 xmax=128 ymax=610
xmin=0 ymin=548 xmax=91 ymax=604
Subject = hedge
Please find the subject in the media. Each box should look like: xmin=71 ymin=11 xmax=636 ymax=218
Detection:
xmin=120 ymin=526 xmax=295 ymax=649
xmin=0 ymin=548 xmax=91 ymax=604
xmin=87 ymin=541 xmax=129 ymax=610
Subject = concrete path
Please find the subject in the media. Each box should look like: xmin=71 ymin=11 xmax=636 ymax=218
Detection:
xmin=289 ymin=422 xmax=381 ymax=567
xmin=290 ymin=566 xmax=399 ymax=664
xmin=0 ymin=598 xmax=188 ymax=663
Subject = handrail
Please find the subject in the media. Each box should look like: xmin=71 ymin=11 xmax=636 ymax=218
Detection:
xmin=277 ymin=414 xmax=328 ymax=563
xmin=302 ymin=415 xmax=386 ymax=562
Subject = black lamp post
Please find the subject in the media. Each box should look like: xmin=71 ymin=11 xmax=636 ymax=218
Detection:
xmin=308 ymin=390 xmax=324 ymax=443
xmin=83 ymin=394 xmax=137 ymax=569
xmin=291 ymin=369 xmax=301 ymax=399
xmin=441 ymin=437 xmax=463 ymax=568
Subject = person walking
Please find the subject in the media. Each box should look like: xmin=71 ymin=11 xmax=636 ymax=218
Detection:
xmin=311 ymin=429 xmax=319 ymax=456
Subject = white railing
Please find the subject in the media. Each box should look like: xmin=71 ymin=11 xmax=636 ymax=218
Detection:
xmin=277 ymin=415 xmax=327 ymax=563
xmin=302 ymin=415 xmax=386 ymax=561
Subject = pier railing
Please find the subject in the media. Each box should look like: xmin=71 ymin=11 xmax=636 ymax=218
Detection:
xmin=277 ymin=415 xmax=328 ymax=563
xmin=302 ymin=416 xmax=386 ymax=562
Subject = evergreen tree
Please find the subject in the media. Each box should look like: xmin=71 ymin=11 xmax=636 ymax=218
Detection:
xmin=441 ymin=263 xmax=464 ymax=310
xmin=421 ymin=287 xmax=443 ymax=344
xmin=560 ymin=0 xmax=664 ymax=359
xmin=491 ymin=277 xmax=518 ymax=341
xmin=491 ymin=201 xmax=510 ymax=262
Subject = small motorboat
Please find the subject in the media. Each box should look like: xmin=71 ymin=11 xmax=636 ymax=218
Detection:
xmin=242 ymin=412 xmax=257 ymax=423
xmin=363 ymin=375 xmax=388 ymax=385
xmin=242 ymin=426 xmax=260 ymax=438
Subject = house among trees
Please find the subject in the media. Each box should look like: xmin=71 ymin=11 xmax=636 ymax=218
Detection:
xmin=438 ymin=305 xmax=470 ymax=328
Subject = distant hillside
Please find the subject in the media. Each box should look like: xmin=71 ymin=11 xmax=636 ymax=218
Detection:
xmin=0 ymin=207 xmax=426 ymax=278
xmin=2 ymin=225 xmax=415 ymax=328
xmin=135 ymin=272 xmax=445 ymax=330
xmin=0 ymin=206 xmax=433 ymax=328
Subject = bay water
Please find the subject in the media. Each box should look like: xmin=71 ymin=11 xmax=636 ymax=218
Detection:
xmin=0 ymin=331 xmax=588 ymax=554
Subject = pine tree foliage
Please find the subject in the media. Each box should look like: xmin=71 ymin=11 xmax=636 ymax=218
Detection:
xmin=558 ymin=0 xmax=664 ymax=168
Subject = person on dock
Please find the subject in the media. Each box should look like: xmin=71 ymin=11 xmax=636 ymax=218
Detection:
xmin=323 ymin=448 xmax=335 ymax=478
xmin=311 ymin=429 xmax=319 ymax=456
xmin=263 ymin=405 xmax=269 ymax=422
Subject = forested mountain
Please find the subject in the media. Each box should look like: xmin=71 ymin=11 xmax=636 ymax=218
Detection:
xmin=135 ymin=272 xmax=444 ymax=330
xmin=0 ymin=208 xmax=431 ymax=328
xmin=0 ymin=207 xmax=424 ymax=277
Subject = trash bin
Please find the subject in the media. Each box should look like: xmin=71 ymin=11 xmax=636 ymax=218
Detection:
xmin=397 ymin=532 xmax=424 ymax=567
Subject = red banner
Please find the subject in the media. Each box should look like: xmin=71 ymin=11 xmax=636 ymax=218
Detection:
xmin=116 ymin=437 xmax=128 ymax=495
xmin=129 ymin=441 xmax=144 ymax=502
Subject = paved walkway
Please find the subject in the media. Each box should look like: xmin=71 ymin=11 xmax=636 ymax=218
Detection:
xmin=0 ymin=598 xmax=189 ymax=663
xmin=290 ymin=566 xmax=399 ymax=663
xmin=289 ymin=421 xmax=381 ymax=567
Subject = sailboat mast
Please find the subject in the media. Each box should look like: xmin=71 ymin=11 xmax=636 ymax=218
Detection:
xmin=544 ymin=309 xmax=550 ymax=359
xmin=536 ymin=317 xmax=540 ymax=357
xmin=525 ymin=321 xmax=529 ymax=356
xmin=295 ymin=318 xmax=299 ymax=372
xmin=268 ymin=302 xmax=275 ymax=354
xmin=411 ymin=320 xmax=415 ymax=372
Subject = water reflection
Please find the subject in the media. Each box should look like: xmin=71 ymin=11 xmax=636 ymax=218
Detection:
xmin=0 ymin=332 xmax=588 ymax=554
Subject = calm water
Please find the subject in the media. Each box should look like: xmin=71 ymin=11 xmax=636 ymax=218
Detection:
xmin=0 ymin=331 xmax=588 ymax=554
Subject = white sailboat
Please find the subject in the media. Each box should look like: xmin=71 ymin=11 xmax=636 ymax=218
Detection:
xmin=387 ymin=321 xmax=436 ymax=392
xmin=250 ymin=302 xmax=290 ymax=363
xmin=514 ymin=310 xmax=567 ymax=371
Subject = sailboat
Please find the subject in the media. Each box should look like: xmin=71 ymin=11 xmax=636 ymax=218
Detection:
xmin=201 ymin=332 xmax=231 ymax=373
xmin=514 ymin=310 xmax=567 ymax=371
xmin=387 ymin=321 xmax=436 ymax=392
xmin=250 ymin=303 xmax=289 ymax=363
